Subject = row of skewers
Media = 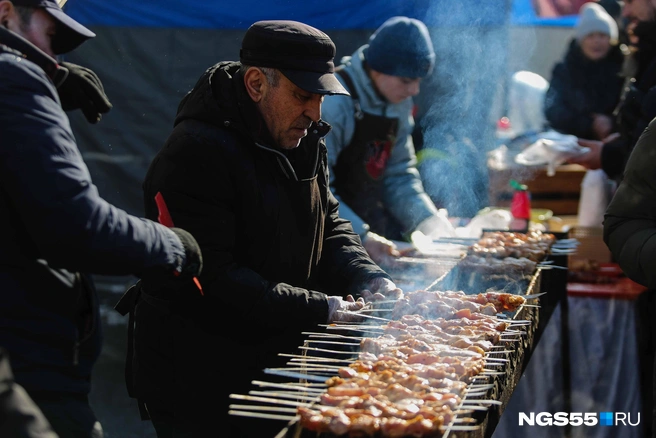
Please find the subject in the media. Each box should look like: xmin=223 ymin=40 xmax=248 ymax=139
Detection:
xmin=230 ymin=289 xmax=540 ymax=437
xmin=229 ymin=230 xmax=567 ymax=437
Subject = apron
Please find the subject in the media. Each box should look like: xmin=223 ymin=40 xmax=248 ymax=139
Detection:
xmin=332 ymin=69 xmax=404 ymax=239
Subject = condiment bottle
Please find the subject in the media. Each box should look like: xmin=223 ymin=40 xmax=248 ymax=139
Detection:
xmin=510 ymin=179 xmax=531 ymax=231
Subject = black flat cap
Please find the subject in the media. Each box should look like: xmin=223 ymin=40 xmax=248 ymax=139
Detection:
xmin=240 ymin=20 xmax=349 ymax=96
xmin=12 ymin=0 xmax=95 ymax=54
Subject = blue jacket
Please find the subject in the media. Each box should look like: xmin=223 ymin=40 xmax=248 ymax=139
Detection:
xmin=322 ymin=46 xmax=439 ymax=238
xmin=0 ymin=37 xmax=184 ymax=396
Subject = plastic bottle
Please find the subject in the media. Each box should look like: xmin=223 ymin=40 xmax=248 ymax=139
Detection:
xmin=495 ymin=116 xmax=515 ymax=147
xmin=510 ymin=179 xmax=531 ymax=232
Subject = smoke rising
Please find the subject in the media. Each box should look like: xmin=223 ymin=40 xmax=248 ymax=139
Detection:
xmin=413 ymin=1 xmax=513 ymax=218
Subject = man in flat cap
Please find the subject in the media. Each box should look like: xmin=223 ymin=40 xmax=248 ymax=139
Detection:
xmin=127 ymin=20 xmax=403 ymax=437
xmin=0 ymin=1 xmax=203 ymax=437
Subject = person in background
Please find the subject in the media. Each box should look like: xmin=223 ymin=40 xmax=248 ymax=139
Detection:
xmin=126 ymin=20 xmax=402 ymax=438
xmin=604 ymin=117 xmax=656 ymax=438
xmin=0 ymin=1 xmax=202 ymax=437
xmin=544 ymin=2 xmax=624 ymax=140
xmin=321 ymin=16 xmax=456 ymax=267
xmin=569 ymin=0 xmax=656 ymax=184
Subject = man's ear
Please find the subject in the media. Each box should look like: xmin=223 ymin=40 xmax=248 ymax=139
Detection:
xmin=0 ymin=1 xmax=14 ymax=27
xmin=243 ymin=67 xmax=266 ymax=102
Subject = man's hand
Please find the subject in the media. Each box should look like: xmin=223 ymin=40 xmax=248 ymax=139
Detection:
xmin=140 ymin=227 xmax=203 ymax=292
xmin=57 ymin=62 xmax=112 ymax=123
xmin=568 ymin=138 xmax=603 ymax=170
xmin=415 ymin=212 xmax=457 ymax=239
xmin=327 ymin=295 xmax=366 ymax=323
xmin=362 ymin=232 xmax=400 ymax=266
xmin=360 ymin=277 xmax=403 ymax=302
xmin=591 ymin=114 xmax=613 ymax=140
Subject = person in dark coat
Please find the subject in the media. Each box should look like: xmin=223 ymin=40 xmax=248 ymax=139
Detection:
xmin=545 ymin=2 xmax=624 ymax=140
xmin=0 ymin=1 xmax=202 ymax=437
xmin=604 ymin=117 xmax=656 ymax=437
xmin=128 ymin=20 xmax=402 ymax=438
xmin=570 ymin=0 xmax=656 ymax=183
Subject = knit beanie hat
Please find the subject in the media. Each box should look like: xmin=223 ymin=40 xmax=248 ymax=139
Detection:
xmin=364 ymin=16 xmax=435 ymax=78
xmin=576 ymin=2 xmax=618 ymax=42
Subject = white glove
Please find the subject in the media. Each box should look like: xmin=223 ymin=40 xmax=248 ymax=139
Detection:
xmin=362 ymin=231 xmax=400 ymax=266
xmin=415 ymin=210 xmax=457 ymax=239
xmin=360 ymin=277 xmax=404 ymax=302
xmin=327 ymin=295 xmax=366 ymax=323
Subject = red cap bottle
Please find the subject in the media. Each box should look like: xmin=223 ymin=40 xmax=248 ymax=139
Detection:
xmin=510 ymin=180 xmax=530 ymax=231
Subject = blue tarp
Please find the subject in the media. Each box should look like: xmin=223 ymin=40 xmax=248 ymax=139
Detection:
xmin=65 ymin=0 xmax=575 ymax=30
xmin=65 ymin=0 xmax=512 ymax=29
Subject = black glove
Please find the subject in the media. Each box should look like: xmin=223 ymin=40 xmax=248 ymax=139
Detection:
xmin=140 ymin=227 xmax=203 ymax=295
xmin=57 ymin=61 xmax=112 ymax=124
xmin=169 ymin=227 xmax=203 ymax=279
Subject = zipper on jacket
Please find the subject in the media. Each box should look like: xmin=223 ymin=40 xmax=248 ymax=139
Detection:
xmin=255 ymin=142 xmax=299 ymax=181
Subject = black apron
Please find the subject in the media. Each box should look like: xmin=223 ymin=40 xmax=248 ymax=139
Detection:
xmin=332 ymin=69 xmax=404 ymax=239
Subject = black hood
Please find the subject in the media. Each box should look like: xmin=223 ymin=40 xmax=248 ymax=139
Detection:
xmin=173 ymin=61 xmax=333 ymax=181
xmin=173 ymin=61 xmax=331 ymax=150
xmin=174 ymin=61 xmax=277 ymax=146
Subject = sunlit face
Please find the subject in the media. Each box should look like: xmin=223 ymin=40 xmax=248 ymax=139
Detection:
xmin=258 ymin=72 xmax=324 ymax=150
xmin=4 ymin=6 xmax=57 ymax=58
xmin=622 ymin=0 xmax=656 ymax=22
xmin=370 ymin=71 xmax=421 ymax=104
xmin=580 ymin=32 xmax=612 ymax=61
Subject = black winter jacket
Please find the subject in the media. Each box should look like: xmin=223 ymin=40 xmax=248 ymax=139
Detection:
xmin=134 ymin=62 xmax=388 ymax=422
xmin=602 ymin=22 xmax=656 ymax=181
xmin=544 ymin=39 xmax=624 ymax=139
xmin=0 ymin=30 xmax=184 ymax=396
xmin=604 ymin=117 xmax=656 ymax=289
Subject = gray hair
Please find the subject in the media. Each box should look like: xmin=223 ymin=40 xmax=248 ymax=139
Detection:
xmin=240 ymin=65 xmax=280 ymax=88
xmin=14 ymin=6 xmax=35 ymax=29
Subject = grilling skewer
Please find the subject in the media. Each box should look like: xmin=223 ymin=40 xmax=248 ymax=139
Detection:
xmin=251 ymin=381 xmax=325 ymax=391
xmin=297 ymin=346 xmax=511 ymax=362
xmin=229 ymin=410 xmax=297 ymax=421
xmin=304 ymin=339 xmax=361 ymax=347
xmin=335 ymin=311 xmax=391 ymax=322
xmin=230 ymin=393 xmax=313 ymax=407
xmin=249 ymin=391 xmax=320 ymax=401
xmin=250 ymin=379 xmax=496 ymax=394
xmin=230 ymin=405 xmax=299 ymax=413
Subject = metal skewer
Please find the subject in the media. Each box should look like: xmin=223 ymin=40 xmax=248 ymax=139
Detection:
xmin=229 ymin=410 xmax=297 ymax=421
xmin=335 ymin=310 xmax=392 ymax=322
xmin=249 ymin=391 xmax=319 ymax=402
xmin=251 ymin=381 xmax=326 ymax=391
xmin=229 ymin=404 xmax=298 ymax=413
xmin=229 ymin=393 xmax=312 ymax=407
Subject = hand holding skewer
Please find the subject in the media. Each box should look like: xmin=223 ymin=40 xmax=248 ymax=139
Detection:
xmin=327 ymin=295 xmax=367 ymax=323
xmin=360 ymin=277 xmax=403 ymax=302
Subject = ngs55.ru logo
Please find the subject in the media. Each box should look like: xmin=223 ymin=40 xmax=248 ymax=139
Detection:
xmin=519 ymin=412 xmax=640 ymax=427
